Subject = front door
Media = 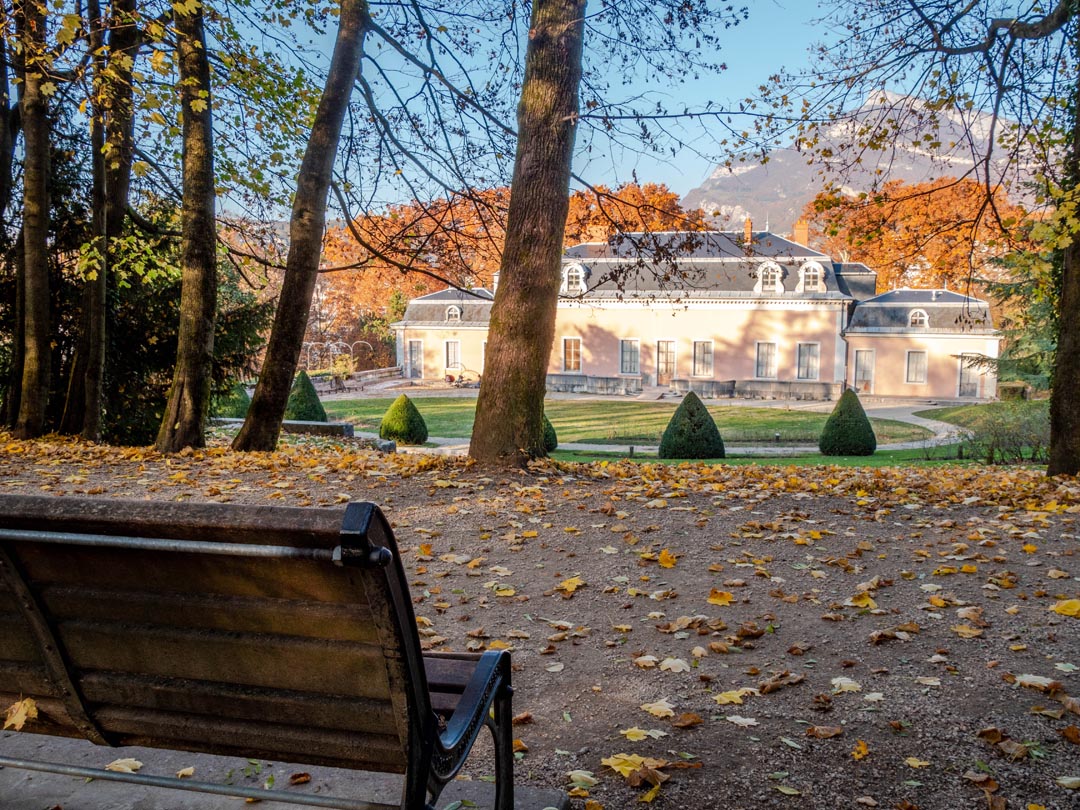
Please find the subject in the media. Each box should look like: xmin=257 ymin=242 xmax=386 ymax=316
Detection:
xmin=959 ymin=353 xmax=979 ymax=397
xmin=853 ymin=349 xmax=874 ymax=394
xmin=407 ymin=340 xmax=423 ymax=379
xmin=656 ymin=341 xmax=676 ymax=386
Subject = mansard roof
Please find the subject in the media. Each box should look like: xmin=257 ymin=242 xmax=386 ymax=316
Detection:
xmin=399 ymin=288 xmax=493 ymax=326
xmin=846 ymin=289 xmax=996 ymax=333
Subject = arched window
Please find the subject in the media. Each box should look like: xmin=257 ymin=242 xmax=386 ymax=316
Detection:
xmin=565 ymin=264 xmax=584 ymax=292
xmin=800 ymin=262 xmax=824 ymax=292
xmin=756 ymin=261 xmax=783 ymax=293
xmin=446 ymin=305 xmax=462 ymax=322
xmin=909 ymin=309 xmax=928 ymax=328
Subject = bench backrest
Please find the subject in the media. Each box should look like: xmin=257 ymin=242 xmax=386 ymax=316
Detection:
xmin=0 ymin=495 xmax=431 ymax=775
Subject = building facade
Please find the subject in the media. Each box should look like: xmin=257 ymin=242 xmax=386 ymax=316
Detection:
xmin=392 ymin=228 xmax=1000 ymax=401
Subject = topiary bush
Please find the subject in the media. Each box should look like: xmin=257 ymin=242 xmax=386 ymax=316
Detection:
xmin=212 ymin=383 xmax=251 ymax=418
xmin=542 ymin=413 xmax=558 ymax=452
xmin=658 ymin=391 xmax=725 ymax=459
xmin=380 ymin=394 xmax=428 ymax=445
xmin=284 ymin=370 xmax=328 ymax=422
xmin=818 ymin=388 xmax=877 ymax=456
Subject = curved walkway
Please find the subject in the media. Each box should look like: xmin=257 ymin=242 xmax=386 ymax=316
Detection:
xmin=353 ymin=403 xmax=965 ymax=458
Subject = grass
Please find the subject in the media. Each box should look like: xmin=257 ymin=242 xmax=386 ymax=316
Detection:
xmin=325 ymin=397 xmax=931 ymax=445
xmin=550 ymin=445 xmax=967 ymax=467
xmin=917 ymin=399 xmax=1049 ymax=428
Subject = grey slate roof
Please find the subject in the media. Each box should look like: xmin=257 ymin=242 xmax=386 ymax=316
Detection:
xmin=845 ymin=289 xmax=996 ymax=333
xmin=399 ymin=288 xmax=493 ymax=326
xmin=566 ymin=231 xmax=846 ymax=299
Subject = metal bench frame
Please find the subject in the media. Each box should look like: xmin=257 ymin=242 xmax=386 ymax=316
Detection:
xmin=0 ymin=496 xmax=513 ymax=810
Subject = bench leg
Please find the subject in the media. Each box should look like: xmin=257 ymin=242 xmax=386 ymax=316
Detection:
xmin=490 ymin=680 xmax=514 ymax=810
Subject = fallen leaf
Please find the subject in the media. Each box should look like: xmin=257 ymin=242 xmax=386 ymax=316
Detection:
xmin=176 ymin=766 xmax=195 ymax=778
xmin=707 ymin=589 xmax=734 ymax=606
xmin=1051 ymin=600 xmax=1080 ymax=617
xmin=852 ymin=740 xmax=870 ymax=760
xmin=3 ymin=698 xmax=37 ymax=731
xmin=640 ymin=698 xmax=676 ymax=718
xmin=904 ymin=757 xmax=930 ymax=769
xmin=105 ymin=758 xmax=143 ymax=774
xmin=831 ymin=677 xmax=861 ymax=694
xmin=806 ymin=726 xmax=844 ymax=739
xmin=725 ymin=715 xmax=759 ymax=727
xmin=1055 ymin=776 xmax=1080 ymax=789
xmin=672 ymin=713 xmax=703 ymax=729
xmin=567 ymin=769 xmax=599 ymax=788
xmin=288 ymin=772 xmax=311 ymax=785
xmin=657 ymin=549 xmax=678 ymax=568
xmin=620 ymin=727 xmax=668 ymax=741
xmin=659 ymin=657 xmax=691 ymax=673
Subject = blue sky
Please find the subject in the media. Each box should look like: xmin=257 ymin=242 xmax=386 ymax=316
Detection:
xmin=575 ymin=1 xmax=827 ymax=196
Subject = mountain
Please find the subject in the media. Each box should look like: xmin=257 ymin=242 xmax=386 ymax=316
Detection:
xmin=682 ymin=92 xmax=1030 ymax=235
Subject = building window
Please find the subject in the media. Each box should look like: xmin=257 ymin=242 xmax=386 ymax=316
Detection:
xmin=446 ymin=305 xmax=461 ymax=322
xmin=761 ymin=265 xmax=779 ymax=288
xmin=800 ymin=263 xmax=823 ymax=292
xmin=906 ymin=350 xmax=928 ymax=384
xmin=445 ymin=340 xmax=461 ymax=369
xmin=565 ymin=264 xmax=584 ymax=292
xmin=619 ymin=339 xmax=640 ymax=375
xmin=796 ymin=343 xmax=820 ymax=380
xmin=693 ymin=341 xmax=713 ymax=377
xmin=755 ymin=342 xmax=777 ymax=378
xmin=909 ymin=309 xmax=928 ymax=327
xmin=563 ymin=337 xmax=582 ymax=372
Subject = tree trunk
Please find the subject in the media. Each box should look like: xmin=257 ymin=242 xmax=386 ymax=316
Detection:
xmin=14 ymin=0 xmax=50 ymax=439
xmin=154 ymin=1 xmax=216 ymax=452
xmin=62 ymin=0 xmax=137 ymax=440
xmin=232 ymin=0 xmax=369 ymax=452
xmin=1048 ymin=68 xmax=1080 ymax=476
xmin=468 ymin=0 xmax=586 ymax=466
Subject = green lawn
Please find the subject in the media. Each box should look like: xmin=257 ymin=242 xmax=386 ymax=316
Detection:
xmin=916 ymin=399 xmax=1049 ymax=428
xmin=550 ymin=445 xmax=966 ymax=467
xmin=325 ymin=397 xmax=931 ymax=445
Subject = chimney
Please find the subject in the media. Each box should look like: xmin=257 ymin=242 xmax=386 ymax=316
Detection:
xmin=793 ymin=218 xmax=810 ymax=246
xmin=744 ymin=217 xmax=753 ymax=244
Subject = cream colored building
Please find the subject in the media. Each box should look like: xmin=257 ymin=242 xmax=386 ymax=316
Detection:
xmin=392 ymin=228 xmax=1000 ymax=401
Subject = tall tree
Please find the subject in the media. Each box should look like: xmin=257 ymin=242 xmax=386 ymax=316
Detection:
xmin=13 ymin=0 xmax=50 ymax=438
xmin=155 ymin=0 xmax=217 ymax=452
xmin=468 ymin=0 xmax=587 ymax=465
xmin=232 ymin=0 xmax=369 ymax=451
xmin=764 ymin=0 xmax=1080 ymax=474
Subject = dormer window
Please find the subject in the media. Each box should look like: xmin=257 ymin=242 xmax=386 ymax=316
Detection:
xmin=755 ymin=261 xmax=784 ymax=294
xmin=564 ymin=263 xmax=585 ymax=293
xmin=799 ymin=261 xmax=824 ymax=292
xmin=446 ymin=305 xmax=461 ymax=323
xmin=909 ymin=309 xmax=928 ymax=328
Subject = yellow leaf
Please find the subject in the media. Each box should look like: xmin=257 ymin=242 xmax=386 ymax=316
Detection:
xmin=831 ymin=677 xmax=861 ymax=694
xmin=707 ymin=589 xmax=733 ymax=606
xmin=602 ymin=753 xmax=648 ymax=778
xmin=659 ymin=657 xmax=690 ymax=673
xmin=1022 ymin=543 xmax=1038 ymax=553
xmin=494 ymin=587 xmax=516 ymax=597
xmin=640 ymin=781 xmax=662 ymax=803
xmin=852 ymin=740 xmax=869 ymax=760
xmin=657 ymin=549 xmax=677 ymax=568
xmin=951 ymin=624 xmax=984 ymax=638
xmin=556 ymin=576 xmax=585 ymax=595
xmin=620 ymin=727 xmax=651 ymax=742
xmin=713 ymin=688 xmax=757 ymax=705
xmin=640 ymin=698 xmax=675 ymax=718
xmin=904 ymin=757 xmax=930 ymax=769
xmin=522 ymin=530 xmax=538 ymax=538
xmin=845 ymin=592 xmax=877 ymax=609
xmin=1051 ymin=599 xmax=1080 ymax=617
xmin=106 ymin=758 xmax=143 ymax=774
xmin=3 ymin=697 xmax=37 ymax=731
xmin=176 ymin=766 xmax=195 ymax=778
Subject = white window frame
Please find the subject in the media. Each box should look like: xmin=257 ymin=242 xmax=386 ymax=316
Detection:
xmin=563 ymin=263 xmax=585 ymax=293
xmin=407 ymin=339 xmax=424 ymax=380
xmin=853 ymin=348 xmax=875 ymax=393
xmin=444 ymin=340 xmax=462 ymax=370
xmin=563 ymin=337 xmax=582 ymax=373
xmin=692 ymin=340 xmax=713 ymax=377
xmin=445 ymin=305 xmax=462 ymax=323
xmin=755 ymin=261 xmax=784 ymax=294
xmin=796 ymin=342 xmax=820 ymax=381
xmin=755 ymin=341 xmax=778 ymax=379
xmin=619 ymin=338 xmax=640 ymax=375
xmin=797 ymin=261 xmax=824 ymax=293
xmin=909 ymin=309 xmax=928 ymax=327
xmin=905 ymin=350 xmax=928 ymax=384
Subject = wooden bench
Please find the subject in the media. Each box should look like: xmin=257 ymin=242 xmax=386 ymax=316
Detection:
xmin=0 ymin=495 xmax=514 ymax=810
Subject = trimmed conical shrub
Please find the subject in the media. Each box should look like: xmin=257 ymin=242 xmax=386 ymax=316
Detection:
xmin=818 ymin=388 xmax=876 ymax=456
xmin=285 ymin=370 xmax=328 ymax=422
xmin=380 ymin=394 xmax=428 ymax=445
xmin=542 ymin=413 xmax=558 ymax=452
xmin=658 ymin=391 xmax=725 ymax=459
xmin=212 ymin=383 xmax=251 ymax=418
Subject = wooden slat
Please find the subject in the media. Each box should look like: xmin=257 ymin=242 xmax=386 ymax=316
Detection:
xmin=41 ymin=586 xmax=380 ymax=644
xmin=78 ymin=672 xmax=401 ymax=737
xmin=94 ymin=706 xmax=408 ymax=772
xmin=0 ymin=615 xmax=42 ymax=662
xmin=58 ymin=620 xmax=395 ymax=699
xmin=0 ymin=660 xmax=58 ymax=696
xmin=0 ymin=693 xmax=83 ymax=738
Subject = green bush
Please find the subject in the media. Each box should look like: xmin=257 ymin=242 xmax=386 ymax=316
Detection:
xmin=543 ymin=413 xmax=558 ymax=452
xmin=380 ymin=394 xmax=428 ymax=445
xmin=658 ymin=391 xmax=725 ymax=459
xmin=285 ymin=370 xmax=328 ymax=422
xmin=818 ymin=389 xmax=876 ymax=456
xmin=964 ymin=400 xmax=1049 ymax=464
xmin=212 ymin=383 xmax=251 ymax=418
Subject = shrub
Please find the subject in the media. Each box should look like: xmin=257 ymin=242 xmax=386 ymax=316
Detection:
xmin=285 ymin=370 xmax=328 ymax=422
xmin=963 ymin=401 xmax=1049 ymax=464
xmin=818 ymin=389 xmax=876 ymax=456
xmin=380 ymin=394 xmax=428 ymax=445
xmin=212 ymin=383 xmax=251 ymax=418
xmin=543 ymin=413 xmax=558 ymax=452
xmin=658 ymin=391 xmax=725 ymax=459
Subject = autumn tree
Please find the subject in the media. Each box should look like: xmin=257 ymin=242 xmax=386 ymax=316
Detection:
xmin=803 ymin=177 xmax=1029 ymax=292
xmin=765 ymin=1 xmax=1080 ymax=475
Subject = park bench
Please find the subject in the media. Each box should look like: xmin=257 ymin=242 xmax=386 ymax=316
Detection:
xmin=0 ymin=494 xmax=514 ymax=810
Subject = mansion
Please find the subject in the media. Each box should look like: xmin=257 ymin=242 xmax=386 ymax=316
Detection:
xmin=392 ymin=224 xmax=1000 ymax=401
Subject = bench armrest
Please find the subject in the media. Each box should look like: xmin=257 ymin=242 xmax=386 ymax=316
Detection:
xmin=438 ymin=650 xmax=510 ymax=753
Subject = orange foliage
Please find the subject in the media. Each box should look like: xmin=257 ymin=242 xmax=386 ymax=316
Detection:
xmin=802 ymin=178 xmax=1029 ymax=292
